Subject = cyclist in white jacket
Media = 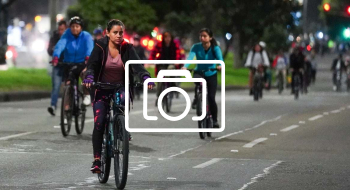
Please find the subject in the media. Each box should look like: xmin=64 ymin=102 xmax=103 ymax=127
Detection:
xmin=245 ymin=44 xmax=270 ymax=95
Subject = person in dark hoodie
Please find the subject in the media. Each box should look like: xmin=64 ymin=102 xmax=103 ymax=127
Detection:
xmin=331 ymin=53 xmax=346 ymax=91
xmin=83 ymin=19 xmax=154 ymax=173
xmin=149 ymin=31 xmax=181 ymax=105
xmin=47 ymin=20 xmax=67 ymax=116
xmin=289 ymin=47 xmax=305 ymax=94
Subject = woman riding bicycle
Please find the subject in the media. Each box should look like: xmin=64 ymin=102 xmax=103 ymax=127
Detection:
xmin=182 ymin=28 xmax=222 ymax=128
xmin=51 ymin=16 xmax=94 ymax=111
xmin=83 ymin=19 xmax=153 ymax=173
xmin=149 ymin=31 xmax=181 ymax=105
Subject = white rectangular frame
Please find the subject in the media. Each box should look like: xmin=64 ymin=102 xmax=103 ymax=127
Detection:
xmin=125 ymin=60 xmax=225 ymax=133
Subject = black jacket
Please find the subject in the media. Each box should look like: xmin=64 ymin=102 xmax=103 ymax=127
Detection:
xmin=331 ymin=59 xmax=346 ymax=71
xmin=86 ymin=36 xmax=150 ymax=101
xmin=47 ymin=30 xmax=64 ymax=61
xmin=290 ymin=53 xmax=305 ymax=70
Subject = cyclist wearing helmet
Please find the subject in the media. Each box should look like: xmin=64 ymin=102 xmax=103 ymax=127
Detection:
xmin=52 ymin=16 xmax=94 ymax=111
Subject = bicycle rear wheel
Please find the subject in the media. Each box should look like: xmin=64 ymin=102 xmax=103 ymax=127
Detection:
xmin=60 ymin=86 xmax=73 ymax=137
xmin=196 ymin=92 xmax=206 ymax=139
xmin=278 ymin=73 xmax=283 ymax=94
xmin=98 ymin=125 xmax=111 ymax=183
xmin=114 ymin=115 xmax=129 ymax=189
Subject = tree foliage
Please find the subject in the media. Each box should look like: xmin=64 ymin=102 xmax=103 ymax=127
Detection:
xmin=67 ymin=0 xmax=157 ymax=35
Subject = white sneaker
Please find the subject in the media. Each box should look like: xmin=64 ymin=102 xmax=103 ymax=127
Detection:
xmin=83 ymin=95 xmax=91 ymax=106
xmin=333 ymin=86 xmax=337 ymax=91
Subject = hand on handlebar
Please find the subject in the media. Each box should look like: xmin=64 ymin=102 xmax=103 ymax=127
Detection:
xmin=51 ymin=57 xmax=59 ymax=67
xmin=181 ymin=67 xmax=187 ymax=70
xmin=143 ymin=76 xmax=155 ymax=90
xmin=217 ymin=65 xmax=222 ymax=71
xmin=83 ymin=75 xmax=94 ymax=89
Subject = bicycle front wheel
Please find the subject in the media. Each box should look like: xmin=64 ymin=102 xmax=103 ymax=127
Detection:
xmin=196 ymin=93 xmax=205 ymax=139
xmin=60 ymin=86 xmax=73 ymax=137
xmin=98 ymin=126 xmax=111 ymax=183
xmin=114 ymin=115 xmax=129 ymax=189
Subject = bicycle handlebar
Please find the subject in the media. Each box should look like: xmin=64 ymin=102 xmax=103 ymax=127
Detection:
xmin=92 ymin=82 xmax=142 ymax=89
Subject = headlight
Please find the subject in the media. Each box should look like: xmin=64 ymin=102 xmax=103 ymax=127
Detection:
xmin=5 ymin=50 xmax=13 ymax=59
xmin=31 ymin=39 xmax=46 ymax=52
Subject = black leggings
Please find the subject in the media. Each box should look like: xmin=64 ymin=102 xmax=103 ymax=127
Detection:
xmin=194 ymin=73 xmax=218 ymax=122
xmin=92 ymin=88 xmax=125 ymax=159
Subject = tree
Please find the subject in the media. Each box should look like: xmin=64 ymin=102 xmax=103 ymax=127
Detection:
xmin=144 ymin=0 xmax=296 ymax=66
xmin=67 ymin=0 xmax=157 ymax=35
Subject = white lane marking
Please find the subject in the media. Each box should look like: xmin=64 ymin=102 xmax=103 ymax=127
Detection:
xmin=308 ymin=115 xmax=323 ymax=121
xmin=340 ymin=107 xmax=346 ymax=110
xmin=230 ymin=150 xmax=239 ymax=152
xmin=330 ymin=109 xmax=341 ymax=114
xmin=270 ymin=133 xmax=277 ymax=136
xmin=215 ymin=130 xmax=243 ymax=140
xmin=167 ymin=177 xmax=177 ymax=180
xmin=85 ymin=119 xmax=94 ymax=123
xmin=238 ymin=161 xmax=283 ymax=190
xmin=0 ymin=132 xmax=34 ymax=141
xmin=323 ymin=112 xmax=329 ymax=115
xmin=167 ymin=144 xmax=204 ymax=158
xmin=215 ymin=115 xmax=283 ymax=140
xmin=280 ymin=125 xmax=299 ymax=132
xmin=193 ymin=158 xmax=222 ymax=168
xmin=251 ymin=115 xmax=283 ymax=129
xmin=53 ymin=125 xmax=60 ymax=129
xmin=299 ymin=121 xmax=305 ymax=124
xmin=243 ymin=138 xmax=268 ymax=148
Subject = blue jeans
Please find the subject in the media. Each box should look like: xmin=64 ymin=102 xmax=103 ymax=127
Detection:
xmin=50 ymin=66 xmax=63 ymax=107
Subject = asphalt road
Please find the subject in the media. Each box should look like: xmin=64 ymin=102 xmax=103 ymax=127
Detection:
xmin=1 ymin=54 xmax=350 ymax=190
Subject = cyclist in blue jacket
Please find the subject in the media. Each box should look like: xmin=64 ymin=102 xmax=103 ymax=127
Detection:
xmin=182 ymin=28 xmax=223 ymax=128
xmin=51 ymin=16 xmax=94 ymax=113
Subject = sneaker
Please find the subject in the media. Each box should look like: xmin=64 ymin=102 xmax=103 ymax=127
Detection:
xmin=129 ymin=133 xmax=133 ymax=141
xmin=47 ymin=106 xmax=56 ymax=116
xmin=249 ymin=89 xmax=253 ymax=96
xmin=83 ymin=95 xmax=91 ymax=106
xmin=333 ymin=86 xmax=337 ymax=91
xmin=191 ymin=99 xmax=197 ymax=109
xmin=90 ymin=159 xmax=102 ymax=173
xmin=213 ymin=121 xmax=220 ymax=128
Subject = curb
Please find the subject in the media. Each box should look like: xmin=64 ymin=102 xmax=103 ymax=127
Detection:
xmin=0 ymin=85 xmax=249 ymax=103
xmin=0 ymin=91 xmax=51 ymax=102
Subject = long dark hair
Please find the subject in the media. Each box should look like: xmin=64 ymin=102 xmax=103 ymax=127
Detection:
xmin=199 ymin=28 xmax=218 ymax=47
xmin=106 ymin=19 xmax=125 ymax=32
xmin=200 ymin=28 xmax=218 ymax=59
xmin=161 ymin=31 xmax=175 ymax=48
xmin=161 ymin=31 xmax=176 ymax=59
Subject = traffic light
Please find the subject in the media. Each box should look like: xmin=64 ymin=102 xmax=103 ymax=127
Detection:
xmin=323 ymin=3 xmax=331 ymax=12
xmin=344 ymin=28 xmax=350 ymax=39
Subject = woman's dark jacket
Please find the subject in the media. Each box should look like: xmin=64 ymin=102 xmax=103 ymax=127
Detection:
xmin=86 ymin=36 xmax=150 ymax=102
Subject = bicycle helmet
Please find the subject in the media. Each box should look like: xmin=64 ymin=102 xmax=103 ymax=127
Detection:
xmin=70 ymin=16 xmax=83 ymax=27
